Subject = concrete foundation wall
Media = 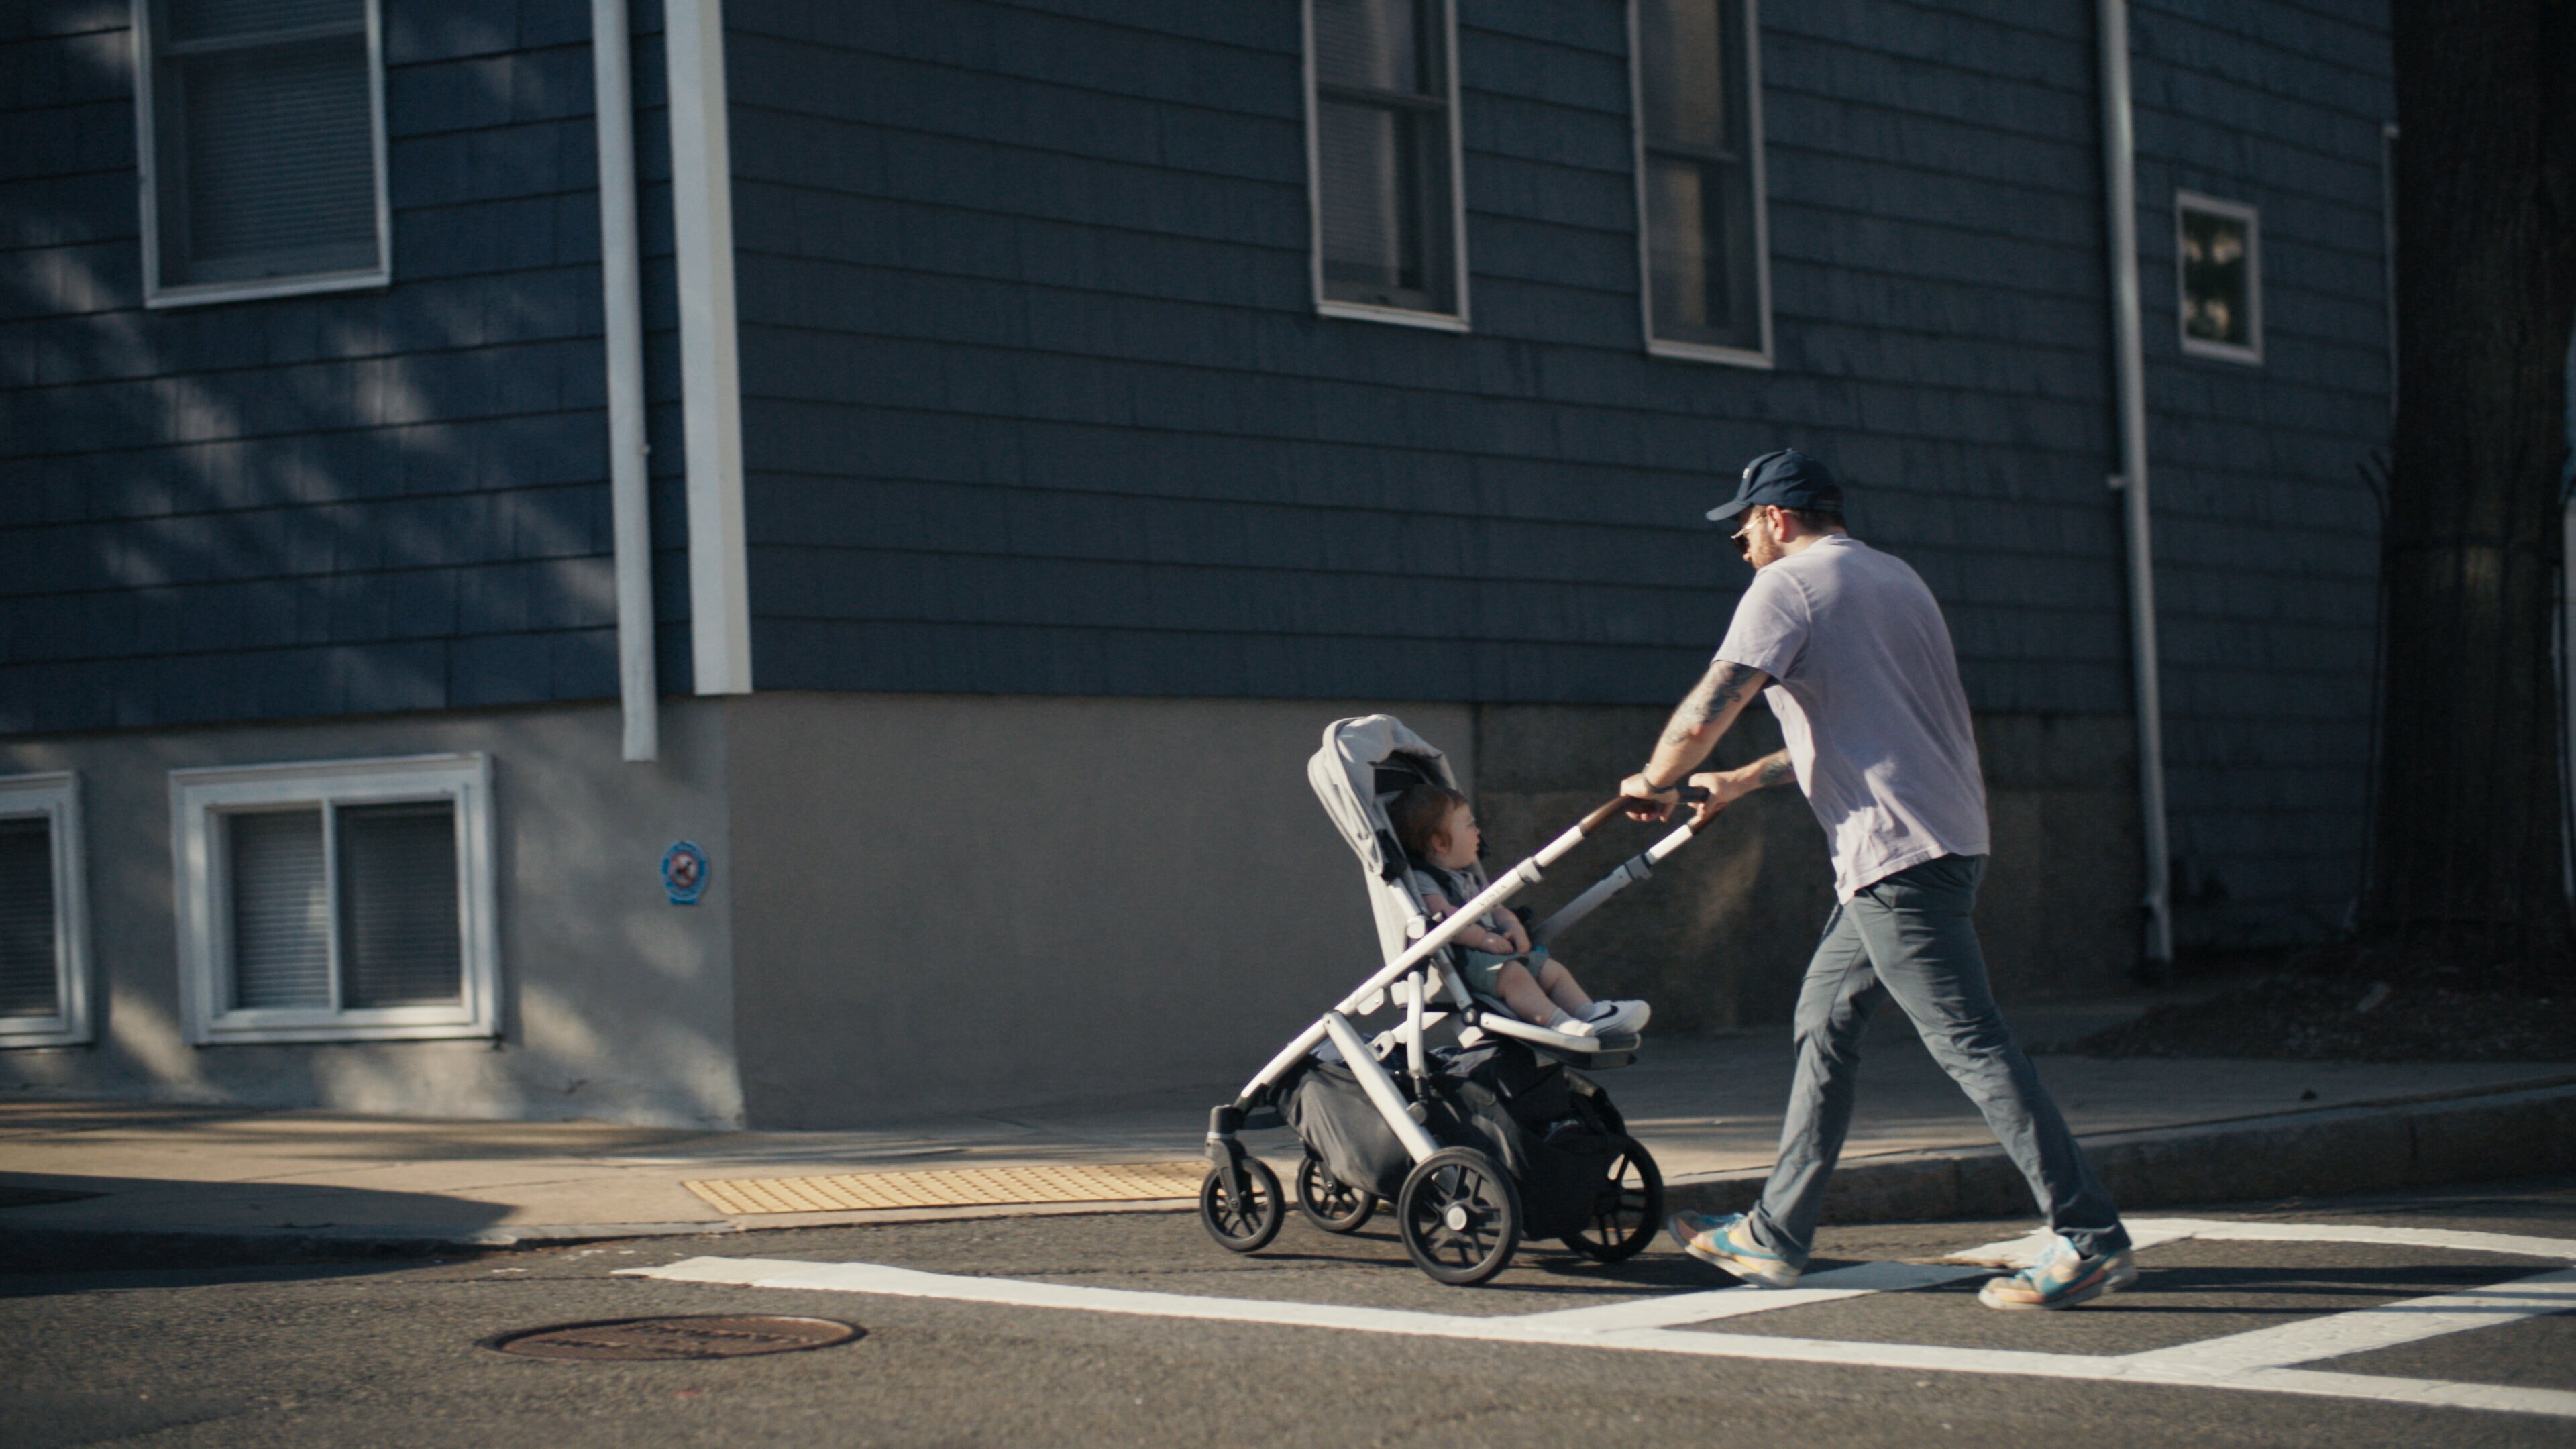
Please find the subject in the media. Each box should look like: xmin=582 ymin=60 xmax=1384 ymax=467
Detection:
xmin=724 ymin=694 xmax=1475 ymax=1128
xmin=3 ymin=688 xmax=2141 ymax=1129
xmin=0 ymin=702 xmax=745 ymax=1128
xmin=1474 ymin=706 xmax=2141 ymax=1033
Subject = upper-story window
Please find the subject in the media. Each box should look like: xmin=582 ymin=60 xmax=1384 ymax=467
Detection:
xmin=133 ymin=0 xmax=390 ymax=307
xmin=1632 ymin=0 xmax=1772 ymax=365
xmin=1305 ymin=0 xmax=1468 ymax=329
xmin=0 ymin=773 xmax=93 ymax=1049
xmin=2176 ymin=191 xmax=2263 ymax=365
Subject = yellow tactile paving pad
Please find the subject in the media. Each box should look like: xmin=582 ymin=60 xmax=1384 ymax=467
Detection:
xmin=684 ymin=1162 xmax=1208 ymax=1216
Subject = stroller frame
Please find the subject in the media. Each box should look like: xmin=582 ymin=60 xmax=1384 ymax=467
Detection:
xmin=1201 ymin=716 xmax=1711 ymax=1283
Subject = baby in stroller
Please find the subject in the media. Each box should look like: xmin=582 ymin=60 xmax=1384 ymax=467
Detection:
xmin=1391 ymin=784 xmax=1651 ymax=1040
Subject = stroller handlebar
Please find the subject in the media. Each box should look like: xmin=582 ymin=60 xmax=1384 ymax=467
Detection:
xmin=1324 ymin=788 xmax=1722 ymax=1021
xmin=1246 ymin=782 xmax=1723 ymax=1101
xmin=1575 ymin=796 xmax=1632 ymax=833
xmin=1527 ymin=790 xmax=1717 ymax=947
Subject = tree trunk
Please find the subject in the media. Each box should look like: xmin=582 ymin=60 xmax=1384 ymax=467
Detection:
xmin=2366 ymin=0 xmax=2576 ymax=963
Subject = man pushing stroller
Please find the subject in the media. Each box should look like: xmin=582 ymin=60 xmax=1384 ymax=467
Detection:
xmin=1624 ymin=448 xmax=2137 ymax=1312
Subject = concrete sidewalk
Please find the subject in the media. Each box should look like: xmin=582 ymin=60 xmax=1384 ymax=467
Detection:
xmin=3 ymin=999 xmax=2571 ymax=1264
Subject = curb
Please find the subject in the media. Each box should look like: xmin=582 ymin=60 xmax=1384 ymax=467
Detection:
xmin=12 ymin=1082 xmax=2572 ymax=1273
xmin=1663 ymin=1081 xmax=2576 ymax=1224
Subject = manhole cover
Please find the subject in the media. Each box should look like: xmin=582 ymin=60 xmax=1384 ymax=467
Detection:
xmin=490 ymin=1315 xmax=861 ymax=1360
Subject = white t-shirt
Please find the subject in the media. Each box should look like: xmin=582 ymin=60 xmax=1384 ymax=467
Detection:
xmin=1713 ymin=535 xmax=1988 ymax=900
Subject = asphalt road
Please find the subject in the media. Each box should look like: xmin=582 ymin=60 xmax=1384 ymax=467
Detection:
xmin=7 ymin=1175 xmax=2575 ymax=1448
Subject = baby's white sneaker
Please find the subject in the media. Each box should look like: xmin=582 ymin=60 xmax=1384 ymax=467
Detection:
xmin=1546 ymin=1010 xmax=1597 ymax=1038
xmin=1584 ymin=1000 xmax=1652 ymax=1036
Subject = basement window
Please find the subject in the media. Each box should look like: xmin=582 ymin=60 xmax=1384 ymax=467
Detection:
xmin=0 ymin=773 xmax=94 ymax=1049
xmin=2177 ymin=191 xmax=2262 ymax=364
xmin=173 ymin=754 xmax=498 ymax=1044
xmin=133 ymin=0 xmax=391 ymax=307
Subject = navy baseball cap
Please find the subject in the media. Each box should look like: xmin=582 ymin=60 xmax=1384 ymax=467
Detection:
xmin=1706 ymin=448 xmax=1845 ymax=523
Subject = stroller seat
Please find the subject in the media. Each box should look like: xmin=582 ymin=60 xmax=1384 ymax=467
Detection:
xmin=1334 ymin=729 xmax=1642 ymax=1062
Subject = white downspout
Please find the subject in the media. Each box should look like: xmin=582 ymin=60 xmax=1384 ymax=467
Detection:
xmin=2098 ymin=0 xmax=2176 ymax=967
xmin=664 ymin=0 xmax=753 ymax=696
xmin=592 ymin=0 xmax=657 ymax=762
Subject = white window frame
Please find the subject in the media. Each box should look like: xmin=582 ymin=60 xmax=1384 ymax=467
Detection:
xmin=1303 ymin=0 xmax=1472 ymax=333
xmin=0 ymin=773 xmax=94 ymax=1049
xmin=172 ymin=753 xmax=498 ymax=1045
xmin=1630 ymin=0 xmax=1774 ymax=368
xmin=132 ymin=0 xmax=394 ymax=309
xmin=2175 ymin=189 xmax=2263 ymax=366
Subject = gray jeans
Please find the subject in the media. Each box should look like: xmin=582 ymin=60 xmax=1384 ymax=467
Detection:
xmin=1742 ymin=853 xmax=2129 ymax=1267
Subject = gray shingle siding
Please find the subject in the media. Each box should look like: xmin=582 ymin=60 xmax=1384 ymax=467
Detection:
xmin=729 ymin=0 xmax=2139 ymax=710
xmin=0 ymin=0 xmax=690 ymax=733
xmin=2129 ymin=0 xmax=2390 ymax=944
xmin=1 ymin=0 xmax=2395 ymax=951
xmin=727 ymin=0 xmax=2387 ymax=950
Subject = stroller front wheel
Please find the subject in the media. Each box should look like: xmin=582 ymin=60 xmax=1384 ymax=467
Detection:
xmin=1199 ymin=1157 xmax=1284 ymax=1252
xmin=1295 ymin=1152 xmax=1378 ymax=1234
xmin=1397 ymin=1146 xmax=1522 ymax=1285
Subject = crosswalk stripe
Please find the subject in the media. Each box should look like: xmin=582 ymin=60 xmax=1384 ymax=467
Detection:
xmin=622 ymin=1216 xmax=2576 ymax=1420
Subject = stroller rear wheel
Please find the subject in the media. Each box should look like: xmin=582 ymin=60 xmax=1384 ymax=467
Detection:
xmin=1561 ymin=1133 xmax=1664 ymax=1263
xmin=1296 ymin=1153 xmax=1378 ymax=1234
xmin=1199 ymin=1157 xmax=1284 ymax=1252
xmin=1396 ymin=1146 xmax=1522 ymax=1285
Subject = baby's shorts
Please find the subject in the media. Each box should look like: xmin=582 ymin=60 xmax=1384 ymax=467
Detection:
xmin=1456 ymin=944 xmax=1549 ymax=998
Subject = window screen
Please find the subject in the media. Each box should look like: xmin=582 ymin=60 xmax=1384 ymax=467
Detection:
xmin=337 ymin=801 xmax=463 ymax=1008
xmin=229 ymin=808 xmax=331 ymax=1010
xmin=1311 ymin=0 xmax=1457 ymax=315
xmin=144 ymin=0 xmax=382 ymax=294
xmin=1637 ymin=0 xmax=1765 ymax=354
xmin=225 ymin=802 xmax=463 ymax=1012
xmin=2178 ymin=195 xmax=2261 ymax=362
xmin=0 ymin=818 xmax=58 ymax=1019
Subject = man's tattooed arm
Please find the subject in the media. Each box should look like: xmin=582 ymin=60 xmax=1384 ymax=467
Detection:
xmin=1658 ymin=661 xmax=1766 ymax=751
xmin=1627 ymin=661 xmax=1772 ymax=808
xmin=1755 ymin=751 xmax=1794 ymax=788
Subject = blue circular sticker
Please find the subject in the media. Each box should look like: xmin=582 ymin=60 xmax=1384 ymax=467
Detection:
xmin=661 ymin=841 xmax=708 ymax=905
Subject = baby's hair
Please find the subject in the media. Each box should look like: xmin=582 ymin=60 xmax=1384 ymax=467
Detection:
xmin=1389 ymin=783 xmax=1472 ymax=860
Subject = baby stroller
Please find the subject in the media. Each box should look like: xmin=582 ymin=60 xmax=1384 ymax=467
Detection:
xmin=1199 ymin=715 xmax=1713 ymax=1285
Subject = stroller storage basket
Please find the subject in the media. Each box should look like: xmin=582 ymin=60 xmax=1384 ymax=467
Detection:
xmin=1281 ymin=1042 xmax=1631 ymax=1242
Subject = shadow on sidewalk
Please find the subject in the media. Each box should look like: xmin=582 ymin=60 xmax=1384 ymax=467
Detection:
xmin=0 ymin=1169 xmax=515 ymax=1275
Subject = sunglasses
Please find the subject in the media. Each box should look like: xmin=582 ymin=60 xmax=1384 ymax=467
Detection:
xmin=1730 ymin=510 xmax=1765 ymax=556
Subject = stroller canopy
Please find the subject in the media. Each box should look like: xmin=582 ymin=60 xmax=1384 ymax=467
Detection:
xmin=1308 ymin=714 xmax=1469 ymax=965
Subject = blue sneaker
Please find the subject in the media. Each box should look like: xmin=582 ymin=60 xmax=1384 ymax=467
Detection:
xmin=1665 ymin=1211 xmax=1801 ymax=1287
xmin=1976 ymin=1236 xmax=2138 ymax=1310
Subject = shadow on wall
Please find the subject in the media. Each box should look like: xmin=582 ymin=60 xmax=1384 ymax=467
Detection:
xmin=1470 ymin=702 xmax=1831 ymax=1035
xmin=1472 ymin=704 xmax=2143 ymax=1030
xmin=1 ymin=7 xmax=688 ymax=737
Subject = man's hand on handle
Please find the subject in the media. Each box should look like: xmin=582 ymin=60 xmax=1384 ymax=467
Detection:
xmin=1619 ymin=773 xmax=1684 ymax=822
xmin=1622 ymin=749 xmax=1793 ymax=825
xmin=1622 ymin=658 xmax=1785 ymax=822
